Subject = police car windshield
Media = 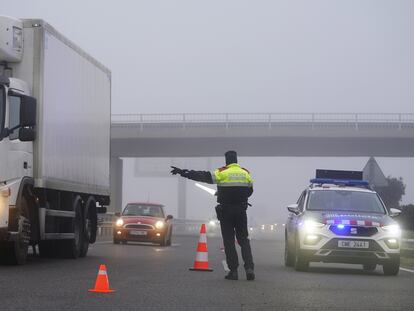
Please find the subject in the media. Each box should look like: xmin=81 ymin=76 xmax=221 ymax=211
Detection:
xmin=123 ymin=204 xmax=164 ymax=218
xmin=307 ymin=190 xmax=386 ymax=214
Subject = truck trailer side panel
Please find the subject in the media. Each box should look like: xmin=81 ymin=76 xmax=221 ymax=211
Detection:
xmin=30 ymin=22 xmax=111 ymax=196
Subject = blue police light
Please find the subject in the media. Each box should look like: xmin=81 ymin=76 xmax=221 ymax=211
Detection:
xmin=310 ymin=178 xmax=370 ymax=187
xmin=337 ymin=224 xmax=345 ymax=229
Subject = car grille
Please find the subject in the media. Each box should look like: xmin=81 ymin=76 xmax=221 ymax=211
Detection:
xmin=322 ymin=238 xmax=383 ymax=251
xmin=329 ymin=225 xmax=378 ymax=237
xmin=125 ymin=224 xmax=154 ymax=230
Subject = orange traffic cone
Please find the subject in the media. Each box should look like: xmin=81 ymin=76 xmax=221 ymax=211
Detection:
xmin=189 ymin=224 xmax=213 ymax=272
xmin=88 ymin=264 xmax=116 ymax=293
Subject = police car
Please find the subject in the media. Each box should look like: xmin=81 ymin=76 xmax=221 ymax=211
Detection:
xmin=285 ymin=170 xmax=402 ymax=275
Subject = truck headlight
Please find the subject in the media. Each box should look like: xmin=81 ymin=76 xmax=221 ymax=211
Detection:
xmin=116 ymin=218 xmax=124 ymax=227
xmin=381 ymin=224 xmax=401 ymax=237
xmin=303 ymin=219 xmax=325 ymax=233
xmin=155 ymin=221 xmax=165 ymax=229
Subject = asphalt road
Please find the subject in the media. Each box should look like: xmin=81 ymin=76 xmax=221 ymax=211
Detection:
xmin=1 ymin=235 xmax=414 ymax=311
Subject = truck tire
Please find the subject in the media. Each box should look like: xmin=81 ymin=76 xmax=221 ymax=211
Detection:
xmin=60 ymin=197 xmax=82 ymax=259
xmin=284 ymin=232 xmax=295 ymax=267
xmin=79 ymin=197 xmax=96 ymax=258
xmin=1 ymin=196 xmax=31 ymax=265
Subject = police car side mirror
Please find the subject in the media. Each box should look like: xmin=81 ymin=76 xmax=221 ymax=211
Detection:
xmin=389 ymin=208 xmax=402 ymax=217
xmin=287 ymin=204 xmax=300 ymax=215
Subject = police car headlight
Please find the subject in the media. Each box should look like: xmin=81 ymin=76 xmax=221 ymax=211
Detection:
xmin=155 ymin=220 xmax=165 ymax=229
xmin=116 ymin=218 xmax=124 ymax=227
xmin=381 ymin=224 xmax=401 ymax=237
xmin=303 ymin=219 xmax=325 ymax=233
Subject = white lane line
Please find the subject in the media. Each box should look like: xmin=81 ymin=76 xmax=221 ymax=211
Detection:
xmin=222 ymin=260 xmax=230 ymax=272
xmin=400 ymin=267 xmax=414 ymax=274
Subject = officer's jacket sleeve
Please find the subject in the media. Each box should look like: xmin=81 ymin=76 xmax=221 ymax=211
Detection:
xmin=182 ymin=170 xmax=214 ymax=184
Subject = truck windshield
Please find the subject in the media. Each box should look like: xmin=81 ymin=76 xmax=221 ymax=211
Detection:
xmin=123 ymin=204 xmax=164 ymax=218
xmin=307 ymin=190 xmax=386 ymax=214
xmin=0 ymin=86 xmax=5 ymax=137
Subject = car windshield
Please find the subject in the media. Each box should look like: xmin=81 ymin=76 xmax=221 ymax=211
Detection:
xmin=307 ymin=190 xmax=386 ymax=214
xmin=123 ymin=204 xmax=164 ymax=218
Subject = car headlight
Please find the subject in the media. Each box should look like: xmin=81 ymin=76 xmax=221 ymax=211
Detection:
xmin=116 ymin=218 xmax=124 ymax=227
xmin=209 ymin=220 xmax=216 ymax=227
xmin=155 ymin=220 xmax=165 ymax=229
xmin=381 ymin=224 xmax=401 ymax=237
xmin=302 ymin=219 xmax=325 ymax=233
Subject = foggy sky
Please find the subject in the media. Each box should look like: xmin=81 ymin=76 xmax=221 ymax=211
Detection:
xmin=4 ymin=0 xmax=414 ymax=114
xmin=3 ymin=1 xmax=414 ymax=221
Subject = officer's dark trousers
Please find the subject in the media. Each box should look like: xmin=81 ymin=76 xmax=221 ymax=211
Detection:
xmin=219 ymin=204 xmax=254 ymax=271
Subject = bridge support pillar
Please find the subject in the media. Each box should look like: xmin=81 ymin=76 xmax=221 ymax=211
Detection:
xmin=177 ymin=177 xmax=187 ymax=219
xmin=110 ymin=157 xmax=123 ymax=213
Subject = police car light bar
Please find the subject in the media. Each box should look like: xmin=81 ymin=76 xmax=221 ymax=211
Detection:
xmin=310 ymin=178 xmax=370 ymax=187
xmin=316 ymin=169 xmax=363 ymax=181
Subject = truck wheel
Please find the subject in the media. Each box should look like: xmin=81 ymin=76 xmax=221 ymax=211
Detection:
xmin=3 ymin=196 xmax=31 ymax=265
xmin=383 ymin=259 xmax=400 ymax=276
xmin=284 ymin=233 xmax=295 ymax=267
xmin=79 ymin=197 xmax=96 ymax=258
xmin=60 ymin=197 xmax=82 ymax=259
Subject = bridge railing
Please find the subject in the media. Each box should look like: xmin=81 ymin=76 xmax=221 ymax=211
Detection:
xmin=112 ymin=113 xmax=414 ymax=126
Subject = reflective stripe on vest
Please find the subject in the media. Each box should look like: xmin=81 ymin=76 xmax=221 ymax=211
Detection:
xmin=212 ymin=163 xmax=253 ymax=187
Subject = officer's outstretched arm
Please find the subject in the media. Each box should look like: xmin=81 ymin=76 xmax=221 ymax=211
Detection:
xmin=182 ymin=170 xmax=214 ymax=184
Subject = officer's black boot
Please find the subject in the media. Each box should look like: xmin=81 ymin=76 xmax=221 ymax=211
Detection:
xmin=224 ymin=270 xmax=238 ymax=280
xmin=245 ymin=268 xmax=255 ymax=281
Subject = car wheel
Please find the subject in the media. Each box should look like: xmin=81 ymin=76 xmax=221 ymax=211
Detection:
xmin=294 ymin=236 xmax=309 ymax=272
xmin=363 ymin=263 xmax=377 ymax=271
xmin=284 ymin=233 xmax=295 ymax=267
xmin=166 ymin=232 xmax=172 ymax=246
xmin=383 ymin=259 xmax=400 ymax=276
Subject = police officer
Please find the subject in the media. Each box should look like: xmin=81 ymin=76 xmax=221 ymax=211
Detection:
xmin=170 ymin=151 xmax=255 ymax=281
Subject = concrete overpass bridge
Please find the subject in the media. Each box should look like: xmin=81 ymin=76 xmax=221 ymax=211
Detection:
xmin=109 ymin=112 xmax=414 ymax=212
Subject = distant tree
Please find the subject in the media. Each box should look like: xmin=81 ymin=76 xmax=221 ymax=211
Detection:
xmin=399 ymin=204 xmax=414 ymax=231
xmin=375 ymin=176 xmax=406 ymax=209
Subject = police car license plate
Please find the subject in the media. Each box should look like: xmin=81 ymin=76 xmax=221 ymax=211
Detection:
xmin=130 ymin=230 xmax=147 ymax=236
xmin=338 ymin=240 xmax=369 ymax=249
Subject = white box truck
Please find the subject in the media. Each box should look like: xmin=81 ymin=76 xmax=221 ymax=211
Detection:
xmin=0 ymin=16 xmax=110 ymax=264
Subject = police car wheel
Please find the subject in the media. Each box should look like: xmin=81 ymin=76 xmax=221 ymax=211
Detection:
xmin=294 ymin=242 xmax=309 ymax=272
xmin=363 ymin=263 xmax=377 ymax=271
xmin=284 ymin=236 xmax=295 ymax=267
xmin=383 ymin=261 xmax=400 ymax=276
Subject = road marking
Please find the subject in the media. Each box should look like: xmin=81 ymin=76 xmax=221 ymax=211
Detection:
xmin=401 ymin=267 xmax=414 ymax=274
xmin=222 ymin=260 xmax=230 ymax=272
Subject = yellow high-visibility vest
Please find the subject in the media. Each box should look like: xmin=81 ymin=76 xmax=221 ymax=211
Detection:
xmin=212 ymin=163 xmax=253 ymax=187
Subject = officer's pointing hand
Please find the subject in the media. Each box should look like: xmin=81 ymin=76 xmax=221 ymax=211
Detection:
xmin=170 ymin=166 xmax=182 ymax=175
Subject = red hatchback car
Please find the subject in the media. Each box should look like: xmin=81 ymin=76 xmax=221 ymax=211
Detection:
xmin=113 ymin=203 xmax=173 ymax=246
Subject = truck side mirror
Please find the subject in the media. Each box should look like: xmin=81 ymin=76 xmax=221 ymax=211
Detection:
xmin=18 ymin=127 xmax=35 ymax=142
xmin=20 ymin=95 xmax=36 ymax=127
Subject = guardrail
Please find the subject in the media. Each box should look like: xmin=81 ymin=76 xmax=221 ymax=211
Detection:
xmin=112 ymin=113 xmax=414 ymax=126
